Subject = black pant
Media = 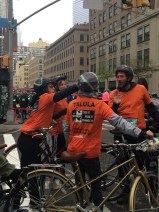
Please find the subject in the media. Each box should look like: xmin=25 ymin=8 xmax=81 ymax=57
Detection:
xmin=17 ymin=133 xmax=42 ymax=168
xmin=17 ymin=133 xmax=42 ymax=201
xmin=75 ymin=157 xmax=102 ymax=207
xmin=52 ymin=133 xmax=66 ymax=158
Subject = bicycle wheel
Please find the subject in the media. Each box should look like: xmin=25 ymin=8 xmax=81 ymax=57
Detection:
xmin=4 ymin=144 xmax=21 ymax=169
xmin=130 ymin=173 xmax=159 ymax=211
xmin=10 ymin=168 xmax=81 ymax=211
xmin=100 ymin=149 xmax=127 ymax=201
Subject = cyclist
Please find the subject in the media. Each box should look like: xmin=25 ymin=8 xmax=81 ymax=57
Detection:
xmin=64 ymin=72 xmax=153 ymax=211
xmin=51 ymin=75 xmax=68 ymax=158
xmin=108 ymin=64 xmax=159 ymax=203
xmin=17 ymin=76 xmax=78 ymax=208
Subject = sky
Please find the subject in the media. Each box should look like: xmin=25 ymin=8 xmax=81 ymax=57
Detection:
xmin=13 ymin=0 xmax=74 ymax=46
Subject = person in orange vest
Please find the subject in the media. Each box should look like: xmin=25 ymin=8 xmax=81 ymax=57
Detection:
xmin=17 ymin=76 xmax=79 ymax=208
xmin=102 ymin=89 xmax=110 ymax=104
xmin=51 ymin=76 xmax=68 ymax=158
xmin=64 ymin=72 xmax=153 ymax=211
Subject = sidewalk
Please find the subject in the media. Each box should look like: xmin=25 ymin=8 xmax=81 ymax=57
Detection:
xmin=0 ymin=121 xmax=22 ymax=134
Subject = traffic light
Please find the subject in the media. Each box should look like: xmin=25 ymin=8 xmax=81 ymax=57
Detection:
xmin=136 ymin=0 xmax=150 ymax=7
xmin=122 ymin=0 xmax=133 ymax=9
xmin=0 ymin=56 xmax=9 ymax=69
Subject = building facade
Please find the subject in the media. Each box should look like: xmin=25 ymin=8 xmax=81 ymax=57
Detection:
xmin=29 ymin=56 xmax=44 ymax=88
xmin=44 ymin=23 xmax=89 ymax=83
xmin=89 ymin=0 xmax=159 ymax=92
xmin=73 ymin=0 xmax=89 ymax=24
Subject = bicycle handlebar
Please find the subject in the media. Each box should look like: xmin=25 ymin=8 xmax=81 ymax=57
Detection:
xmin=102 ymin=138 xmax=159 ymax=152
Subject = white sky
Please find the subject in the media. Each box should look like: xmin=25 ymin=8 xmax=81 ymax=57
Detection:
xmin=13 ymin=0 xmax=73 ymax=46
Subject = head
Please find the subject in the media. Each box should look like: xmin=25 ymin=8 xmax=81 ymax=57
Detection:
xmin=52 ymin=76 xmax=67 ymax=91
xmin=78 ymin=72 xmax=99 ymax=93
xmin=34 ymin=77 xmax=55 ymax=94
xmin=115 ymin=65 xmax=134 ymax=91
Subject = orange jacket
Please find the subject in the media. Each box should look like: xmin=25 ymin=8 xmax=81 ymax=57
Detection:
xmin=51 ymin=98 xmax=68 ymax=136
xmin=21 ymin=93 xmax=55 ymax=133
xmin=66 ymin=95 xmax=114 ymax=158
xmin=108 ymin=85 xmax=152 ymax=129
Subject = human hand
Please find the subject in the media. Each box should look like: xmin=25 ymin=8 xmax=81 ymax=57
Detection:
xmin=145 ymin=130 xmax=154 ymax=139
xmin=114 ymin=91 xmax=121 ymax=104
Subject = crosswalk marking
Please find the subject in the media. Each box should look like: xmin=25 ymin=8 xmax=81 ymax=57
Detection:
xmin=3 ymin=134 xmax=20 ymax=168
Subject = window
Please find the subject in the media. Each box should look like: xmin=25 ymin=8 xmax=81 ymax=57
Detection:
xmin=126 ymin=33 xmax=130 ymax=47
xmin=99 ymin=30 xmax=103 ymax=40
xmin=121 ymin=35 xmax=126 ymax=48
xmin=109 ymin=6 xmax=113 ymax=18
xmin=109 ymin=23 xmax=113 ymax=35
xmin=126 ymin=54 xmax=130 ymax=66
xmin=127 ymin=13 xmax=131 ymax=26
xmin=114 ymin=3 xmax=117 ymax=15
xmin=91 ymin=20 xmax=94 ymax=29
xmin=120 ymin=55 xmax=125 ymax=64
xmin=137 ymin=50 xmax=142 ymax=67
xmin=109 ymin=41 xmax=113 ymax=53
xmin=109 ymin=59 xmax=113 ymax=72
xmin=144 ymin=48 xmax=149 ymax=67
xmin=113 ymin=21 xmax=117 ymax=33
xmin=113 ymin=39 xmax=117 ymax=52
xmin=137 ymin=28 xmax=143 ymax=43
xmin=113 ymin=58 xmax=117 ymax=71
xmin=103 ymin=11 xmax=106 ymax=22
xmin=94 ymin=18 xmax=96 ymax=28
xmin=121 ymin=16 xmax=125 ymax=29
xmin=90 ymin=48 xmax=96 ymax=59
xmin=103 ymin=27 xmax=107 ymax=38
xmin=99 ymin=13 xmax=103 ymax=24
xmin=80 ymin=46 xmax=84 ymax=52
xmin=80 ymin=34 xmax=84 ymax=41
xmin=144 ymin=25 xmax=150 ymax=41
xmin=99 ymin=44 xmax=106 ymax=56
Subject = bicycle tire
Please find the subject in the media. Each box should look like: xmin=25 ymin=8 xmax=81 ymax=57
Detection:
xmin=100 ymin=149 xmax=127 ymax=201
xmin=130 ymin=173 xmax=159 ymax=211
xmin=4 ymin=143 xmax=21 ymax=169
xmin=9 ymin=168 xmax=81 ymax=211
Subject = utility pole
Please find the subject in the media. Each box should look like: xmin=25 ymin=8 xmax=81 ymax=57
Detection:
xmin=6 ymin=0 xmax=14 ymax=122
xmin=6 ymin=0 xmax=61 ymax=123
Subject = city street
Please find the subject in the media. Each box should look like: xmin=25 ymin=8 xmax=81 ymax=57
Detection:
xmin=0 ymin=121 xmax=128 ymax=211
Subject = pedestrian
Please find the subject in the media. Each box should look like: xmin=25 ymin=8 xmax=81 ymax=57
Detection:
xmin=102 ymin=89 xmax=110 ymax=104
xmin=64 ymin=72 xmax=153 ymax=211
xmin=19 ymin=92 xmax=29 ymax=120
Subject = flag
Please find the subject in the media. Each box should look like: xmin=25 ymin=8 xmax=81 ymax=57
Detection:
xmin=83 ymin=0 xmax=103 ymax=10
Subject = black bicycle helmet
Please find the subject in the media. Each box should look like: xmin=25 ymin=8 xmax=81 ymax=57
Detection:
xmin=115 ymin=65 xmax=134 ymax=82
xmin=78 ymin=72 xmax=99 ymax=92
xmin=34 ymin=77 xmax=53 ymax=93
xmin=52 ymin=75 xmax=67 ymax=88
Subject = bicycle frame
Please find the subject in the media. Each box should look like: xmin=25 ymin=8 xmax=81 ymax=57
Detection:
xmin=44 ymin=151 xmax=159 ymax=211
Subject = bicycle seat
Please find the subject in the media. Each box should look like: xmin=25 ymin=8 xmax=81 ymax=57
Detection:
xmin=0 ymin=144 xmax=7 ymax=149
xmin=110 ymin=129 xmax=123 ymax=135
xmin=60 ymin=151 xmax=86 ymax=162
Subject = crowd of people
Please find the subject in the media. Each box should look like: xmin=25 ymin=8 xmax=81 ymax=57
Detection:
xmin=1 ymin=65 xmax=159 ymax=211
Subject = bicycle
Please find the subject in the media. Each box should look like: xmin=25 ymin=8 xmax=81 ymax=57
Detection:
xmin=4 ymin=126 xmax=59 ymax=169
xmin=9 ymin=139 xmax=159 ymax=211
xmin=100 ymin=128 xmax=159 ymax=200
xmin=0 ymin=143 xmax=69 ymax=212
